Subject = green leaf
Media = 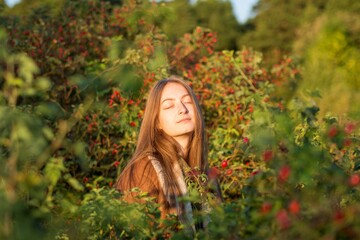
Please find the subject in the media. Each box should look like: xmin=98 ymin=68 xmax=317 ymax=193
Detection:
xmin=16 ymin=53 xmax=39 ymax=84
xmin=147 ymin=46 xmax=169 ymax=71
xmin=35 ymin=102 xmax=66 ymax=120
xmin=35 ymin=77 xmax=52 ymax=91
xmin=44 ymin=157 xmax=65 ymax=187
xmin=64 ymin=174 xmax=84 ymax=191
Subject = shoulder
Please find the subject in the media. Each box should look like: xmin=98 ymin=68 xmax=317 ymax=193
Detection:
xmin=115 ymin=155 xmax=165 ymax=203
xmin=134 ymin=155 xmax=162 ymax=178
xmin=115 ymin=156 xmax=159 ymax=191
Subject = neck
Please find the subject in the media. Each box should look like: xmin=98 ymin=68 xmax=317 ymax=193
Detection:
xmin=173 ymin=135 xmax=190 ymax=156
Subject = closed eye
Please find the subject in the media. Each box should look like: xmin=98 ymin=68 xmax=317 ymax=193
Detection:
xmin=182 ymin=96 xmax=192 ymax=104
xmin=163 ymin=104 xmax=174 ymax=110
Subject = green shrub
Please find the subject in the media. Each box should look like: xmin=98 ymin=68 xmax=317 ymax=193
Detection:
xmin=1 ymin=0 xmax=360 ymax=239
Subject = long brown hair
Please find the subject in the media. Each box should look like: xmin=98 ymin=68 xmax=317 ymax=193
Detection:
xmin=117 ymin=75 xmax=208 ymax=206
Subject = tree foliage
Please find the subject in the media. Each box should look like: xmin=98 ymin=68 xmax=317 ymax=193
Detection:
xmin=237 ymin=0 xmax=328 ymax=64
xmin=237 ymin=0 xmax=360 ymax=117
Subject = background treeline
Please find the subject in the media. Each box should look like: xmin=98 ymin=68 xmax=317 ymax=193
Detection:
xmin=2 ymin=0 xmax=360 ymax=117
xmin=0 ymin=0 xmax=360 ymax=239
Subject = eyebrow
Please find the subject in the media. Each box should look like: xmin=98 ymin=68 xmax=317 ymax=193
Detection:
xmin=161 ymin=94 xmax=191 ymax=104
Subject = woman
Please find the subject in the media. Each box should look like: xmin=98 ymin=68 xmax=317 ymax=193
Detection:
xmin=115 ymin=75 xmax=221 ymax=233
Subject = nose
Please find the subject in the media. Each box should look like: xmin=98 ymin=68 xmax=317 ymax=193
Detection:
xmin=178 ymin=101 xmax=189 ymax=115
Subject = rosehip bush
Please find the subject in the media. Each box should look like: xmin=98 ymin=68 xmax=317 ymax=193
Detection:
xmin=1 ymin=0 xmax=360 ymax=239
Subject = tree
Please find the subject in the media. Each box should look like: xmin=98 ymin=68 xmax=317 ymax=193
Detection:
xmin=237 ymin=0 xmax=327 ymax=65
xmin=294 ymin=1 xmax=360 ymax=118
xmin=193 ymin=0 xmax=241 ymax=50
xmin=157 ymin=0 xmax=243 ymax=51
xmin=157 ymin=0 xmax=197 ymax=42
xmin=2 ymin=0 xmax=66 ymax=16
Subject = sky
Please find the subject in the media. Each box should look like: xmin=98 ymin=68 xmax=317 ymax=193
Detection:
xmin=230 ymin=0 xmax=258 ymax=23
xmin=4 ymin=0 xmax=258 ymax=23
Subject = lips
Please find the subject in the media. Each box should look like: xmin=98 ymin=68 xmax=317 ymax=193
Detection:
xmin=177 ymin=117 xmax=191 ymax=123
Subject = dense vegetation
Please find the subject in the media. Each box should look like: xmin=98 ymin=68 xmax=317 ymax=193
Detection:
xmin=0 ymin=0 xmax=359 ymax=239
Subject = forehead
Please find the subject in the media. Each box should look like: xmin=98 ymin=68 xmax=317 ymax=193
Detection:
xmin=161 ymin=82 xmax=189 ymax=99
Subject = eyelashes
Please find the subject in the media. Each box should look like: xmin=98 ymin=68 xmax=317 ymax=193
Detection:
xmin=162 ymin=101 xmax=193 ymax=110
xmin=163 ymin=105 xmax=173 ymax=110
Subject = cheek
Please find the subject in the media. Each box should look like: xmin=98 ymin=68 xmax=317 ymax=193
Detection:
xmin=189 ymin=105 xmax=196 ymax=117
xmin=158 ymin=111 xmax=172 ymax=129
xmin=158 ymin=114 xmax=165 ymax=129
xmin=189 ymin=106 xmax=197 ymax=123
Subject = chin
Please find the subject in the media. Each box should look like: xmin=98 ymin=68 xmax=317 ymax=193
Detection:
xmin=181 ymin=128 xmax=195 ymax=135
xmin=171 ymin=128 xmax=193 ymax=136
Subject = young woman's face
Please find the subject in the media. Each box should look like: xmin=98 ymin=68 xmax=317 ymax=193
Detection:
xmin=158 ymin=82 xmax=196 ymax=140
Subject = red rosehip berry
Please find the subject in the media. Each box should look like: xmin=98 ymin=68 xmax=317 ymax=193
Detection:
xmin=243 ymin=137 xmax=249 ymax=144
xmin=278 ymin=165 xmax=291 ymax=182
xmin=262 ymin=150 xmax=273 ymax=162
xmin=328 ymin=126 xmax=338 ymax=138
xmin=221 ymin=160 xmax=228 ymax=168
xmin=349 ymin=174 xmax=360 ymax=186
xmin=344 ymin=122 xmax=355 ymax=134
xmin=113 ymin=161 xmax=120 ymax=167
xmin=334 ymin=210 xmax=345 ymax=223
xmin=248 ymin=106 xmax=254 ymax=113
xmin=276 ymin=209 xmax=290 ymax=229
xmin=215 ymin=101 xmax=221 ymax=108
xmin=343 ymin=138 xmax=352 ymax=147
xmin=288 ymin=200 xmax=300 ymax=215
xmin=108 ymin=99 xmax=114 ymax=107
xmin=58 ymin=47 xmax=64 ymax=59
xmin=208 ymin=167 xmax=219 ymax=179
xmin=226 ymin=169 xmax=233 ymax=176
xmin=261 ymin=202 xmax=272 ymax=214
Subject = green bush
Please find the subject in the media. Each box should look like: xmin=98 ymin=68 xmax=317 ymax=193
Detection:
xmin=1 ymin=0 xmax=360 ymax=239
